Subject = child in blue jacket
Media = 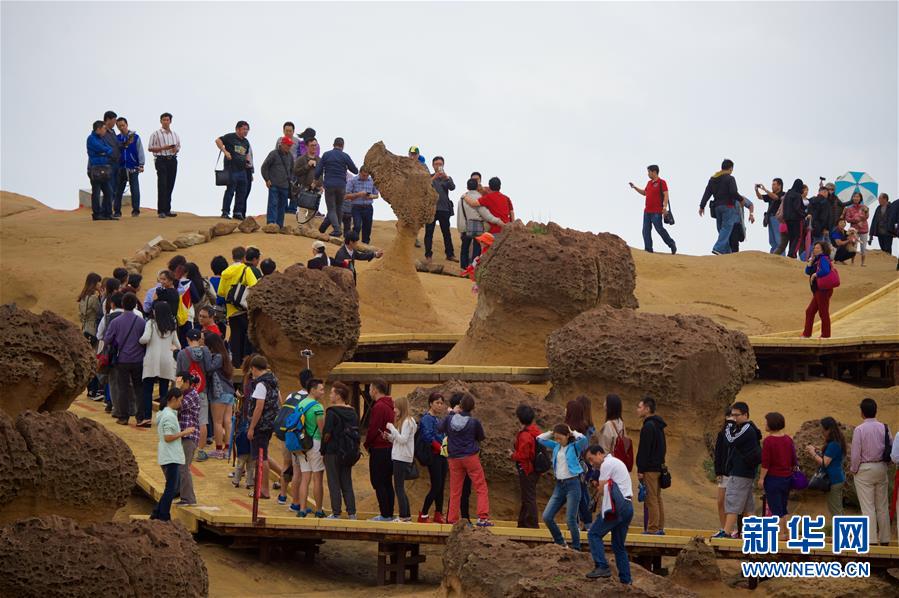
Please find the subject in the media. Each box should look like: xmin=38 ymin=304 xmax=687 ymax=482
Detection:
xmin=538 ymin=424 xmax=589 ymax=550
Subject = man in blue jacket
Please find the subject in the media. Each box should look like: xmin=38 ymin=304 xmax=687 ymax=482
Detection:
xmin=86 ymin=120 xmax=114 ymax=221
xmin=115 ymin=117 xmax=145 ymax=217
xmin=315 ymin=137 xmax=358 ymax=237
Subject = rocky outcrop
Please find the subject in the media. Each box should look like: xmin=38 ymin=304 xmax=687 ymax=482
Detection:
xmin=546 ymin=306 xmax=756 ymax=420
xmin=172 ymin=232 xmax=206 ymax=248
xmin=406 ymin=381 xmax=563 ymax=490
xmin=442 ymin=523 xmax=696 ymax=598
xmin=158 ymin=239 xmax=178 ymax=251
xmin=0 ymin=516 xmax=208 ymax=598
xmin=248 ymin=264 xmax=360 ymax=387
xmin=0 ymin=410 xmax=137 ymax=523
xmin=671 ymin=537 xmax=720 ymax=583
xmin=792 ymin=419 xmax=858 ymax=506
xmin=0 ymin=303 xmax=96 ymax=416
xmin=761 ymin=575 xmax=894 ymax=598
xmin=442 ymin=222 xmax=639 ymax=366
xmin=238 ymin=217 xmax=260 ymax=233
xmin=262 ymin=223 xmax=281 ymax=234
xmin=357 ymin=142 xmax=445 ymax=332
xmin=211 ymin=221 xmax=240 ymax=237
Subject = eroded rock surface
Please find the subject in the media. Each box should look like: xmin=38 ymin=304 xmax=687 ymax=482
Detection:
xmin=547 ymin=306 xmax=755 ymax=419
xmin=0 ymin=410 xmax=137 ymax=523
xmin=0 ymin=516 xmax=208 ymax=598
xmin=671 ymin=537 xmax=721 ymax=583
xmin=441 ymin=523 xmax=696 ymax=598
xmin=0 ymin=303 xmax=96 ymax=416
xmin=363 ymin=141 xmax=437 ymax=230
xmin=237 ymin=217 xmax=260 ymax=233
xmin=248 ymin=264 xmax=359 ymax=386
xmin=442 ymin=222 xmax=638 ymax=366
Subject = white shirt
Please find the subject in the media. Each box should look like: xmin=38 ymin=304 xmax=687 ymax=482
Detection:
xmin=148 ymin=127 xmax=181 ymax=157
xmin=252 ymin=382 xmax=267 ymax=401
xmin=599 ymin=455 xmax=633 ymax=499
xmin=386 ymin=417 xmax=417 ymax=463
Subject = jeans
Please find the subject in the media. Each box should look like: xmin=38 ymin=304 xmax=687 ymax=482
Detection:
xmin=323 ymin=453 xmax=356 ymax=515
xmin=422 ymin=455 xmax=448 ymax=514
xmin=578 ymin=477 xmax=593 ymax=526
xmin=518 ymin=469 xmax=539 ymax=528
xmin=222 ymin=169 xmax=249 ymax=217
xmin=90 ymin=177 xmax=113 ymax=218
xmin=151 ymin=463 xmax=180 ymax=521
xmin=369 ymin=447 xmax=394 ymax=518
xmin=107 ymin=164 xmax=120 ymax=214
xmin=111 ymin=362 xmax=142 ymax=421
xmin=588 ymin=497 xmax=633 ymax=583
xmin=543 ymin=477 xmax=582 ymax=549
xmin=767 ymin=214 xmax=781 ymax=253
xmin=448 ymin=454 xmax=489 ymax=523
xmin=155 ymin=157 xmax=177 ymax=214
xmin=393 ymin=460 xmax=412 ymax=518
xmin=712 ymin=205 xmax=741 ymax=254
xmin=763 ymin=475 xmax=791 ymax=517
xmin=319 ymin=187 xmax=345 ymax=235
xmin=115 ymin=169 xmax=141 ymax=214
xmin=424 ymin=211 xmax=455 ymax=258
xmin=352 ymin=204 xmax=374 ymax=244
xmin=265 ymin=185 xmax=289 ymax=227
xmin=460 ymin=232 xmax=482 ymax=270
xmin=641 ymin=212 xmax=675 ymax=253
xmin=140 ymin=377 xmax=169 ymax=422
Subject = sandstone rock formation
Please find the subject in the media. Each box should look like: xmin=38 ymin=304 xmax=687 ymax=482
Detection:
xmin=262 ymin=223 xmax=281 ymax=234
xmin=158 ymin=239 xmax=178 ymax=251
xmin=792 ymin=419 xmax=858 ymax=506
xmin=671 ymin=537 xmax=721 ymax=584
xmin=358 ymin=142 xmax=444 ymax=332
xmin=123 ymin=242 xmax=163 ymax=268
xmin=212 ymin=221 xmax=240 ymax=237
xmin=0 ymin=516 xmax=208 ymax=598
xmin=238 ymin=216 xmax=260 ymax=233
xmin=442 ymin=523 xmax=696 ymax=598
xmin=761 ymin=575 xmax=894 ymax=598
xmin=0 ymin=303 xmax=96 ymax=416
xmin=248 ymin=264 xmax=360 ymax=387
xmin=442 ymin=222 xmax=639 ymax=366
xmin=173 ymin=232 xmax=206 ymax=248
xmin=546 ymin=306 xmax=756 ymax=420
xmin=0 ymin=410 xmax=138 ymax=523
xmin=406 ymin=381 xmax=563 ymax=491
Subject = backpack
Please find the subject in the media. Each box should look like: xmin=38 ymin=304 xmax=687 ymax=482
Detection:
xmin=331 ymin=410 xmax=361 ymax=467
xmin=611 ymin=422 xmax=634 ymax=472
xmin=533 ymin=439 xmax=551 ymax=475
xmin=186 ymin=353 xmax=206 ymax=394
xmin=414 ymin=415 xmax=434 ymax=467
xmin=279 ymin=394 xmax=318 ymax=454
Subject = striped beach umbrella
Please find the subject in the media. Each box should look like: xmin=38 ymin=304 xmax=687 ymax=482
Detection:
xmin=834 ymin=171 xmax=879 ymax=205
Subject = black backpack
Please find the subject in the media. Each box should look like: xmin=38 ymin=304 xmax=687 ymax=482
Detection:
xmin=414 ymin=420 xmax=433 ymax=467
xmin=331 ymin=409 xmax=361 ymax=467
xmin=532 ymin=435 xmax=551 ymax=474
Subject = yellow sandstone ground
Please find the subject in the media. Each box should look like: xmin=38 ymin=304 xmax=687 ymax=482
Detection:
xmin=3 ymin=191 xmax=897 ymax=596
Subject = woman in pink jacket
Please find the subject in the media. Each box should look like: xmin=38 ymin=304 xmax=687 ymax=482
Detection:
xmin=842 ymin=192 xmax=870 ymax=267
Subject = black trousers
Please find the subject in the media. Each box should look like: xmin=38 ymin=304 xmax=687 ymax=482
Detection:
xmin=393 ymin=460 xmax=411 ymax=519
xmin=155 ymin=157 xmax=177 ymax=214
xmin=369 ymin=447 xmax=394 ymax=518
xmin=876 ymin=234 xmax=893 ymax=254
xmin=111 ymin=361 xmax=143 ymax=421
xmin=424 ymin=211 xmax=455 ymax=259
xmin=518 ymin=469 xmax=539 ymax=528
xmin=421 ymin=455 xmax=448 ymax=514
xmin=228 ymin=313 xmax=253 ymax=367
xmin=461 ymin=474 xmax=472 ymax=520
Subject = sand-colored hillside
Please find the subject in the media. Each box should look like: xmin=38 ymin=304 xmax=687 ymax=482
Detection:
xmin=3 ymin=191 xmax=896 ymax=340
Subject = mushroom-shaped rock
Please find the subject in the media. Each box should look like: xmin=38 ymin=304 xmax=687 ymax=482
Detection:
xmin=0 ymin=516 xmax=208 ymax=598
xmin=442 ymin=523 xmax=696 ymax=598
xmin=406 ymin=381 xmax=563 ymax=491
xmin=357 ymin=142 xmax=445 ymax=332
xmin=0 ymin=410 xmax=138 ymax=523
xmin=547 ymin=306 xmax=755 ymax=420
xmin=442 ymin=222 xmax=638 ymax=366
xmin=248 ymin=264 xmax=360 ymax=387
xmin=0 ymin=303 xmax=96 ymax=416
xmin=671 ymin=537 xmax=721 ymax=584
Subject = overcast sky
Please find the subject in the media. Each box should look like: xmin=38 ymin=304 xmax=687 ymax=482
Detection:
xmin=2 ymin=1 xmax=897 ymax=255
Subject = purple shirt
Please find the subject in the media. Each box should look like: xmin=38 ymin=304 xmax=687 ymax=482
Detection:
xmin=178 ymin=388 xmax=201 ymax=443
xmin=103 ymin=311 xmax=146 ymax=364
xmin=850 ymin=418 xmax=889 ymax=473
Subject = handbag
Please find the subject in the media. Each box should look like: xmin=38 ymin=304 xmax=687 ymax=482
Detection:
xmin=215 ymin=151 xmax=231 ymax=187
xmin=296 ymin=189 xmax=321 ymax=211
xmin=89 ymin=164 xmax=112 ymax=183
xmin=225 ymin=267 xmax=250 ymax=310
xmin=659 ymin=464 xmax=672 ymax=489
xmin=790 ymin=470 xmax=809 ymax=490
xmin=816 ymin=263 xmax=840 ymax=290
xmin=807 ymin=468 xmax=831 ymax=492
xmin=97 ymin=317 xmax=139 ymax=374
xmin=405 ymin=461 xmax=420 ymax=480
xmin=663 ymin=206 xmax=675 ymax=226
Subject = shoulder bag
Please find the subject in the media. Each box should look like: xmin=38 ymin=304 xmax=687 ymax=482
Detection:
xmin=90 ymin=164 xmax=112 ymax=183
xmin=97 ymin=317 xmax=140 ymax=374
xmin=215 ymin=150 xmax=231 ymax=187
xmin=660 ymin=181 xmax=675 ymax=225
xmin=226 ymin=266 xmax=250 ymax=310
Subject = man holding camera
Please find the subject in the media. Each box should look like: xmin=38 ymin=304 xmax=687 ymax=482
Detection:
xmin=148 ymin=112 xmax=180 ymax=218
xmin=755 ymin=178 xmax=784 ymax=253
xmin=629 ymin=164 xmax=676 ymax=255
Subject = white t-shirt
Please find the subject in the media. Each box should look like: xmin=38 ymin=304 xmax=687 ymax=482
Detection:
xmin=599 ymin=455 xmax=633 ymax=499
xmin=252 ymin=382 xmax=267 ymax=401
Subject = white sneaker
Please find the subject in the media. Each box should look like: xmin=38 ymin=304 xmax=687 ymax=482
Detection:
xmin=326 ymin=514 xmax=341 ymax=519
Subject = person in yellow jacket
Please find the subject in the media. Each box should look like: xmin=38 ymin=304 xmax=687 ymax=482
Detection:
xmin=217 ymin=246 xmax=258 ymax=366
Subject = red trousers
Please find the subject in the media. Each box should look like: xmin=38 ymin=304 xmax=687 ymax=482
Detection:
xmin=447 ymin=454 xmax=490 ymax=522
xmin=803 ymin=288 xmax=833 ymax=338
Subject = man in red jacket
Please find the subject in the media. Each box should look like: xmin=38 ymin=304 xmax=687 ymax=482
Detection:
xmin=510 ymin=404 xmax=542 ymax=528
xmin=364 ymin=379 xmax=395 ymax=521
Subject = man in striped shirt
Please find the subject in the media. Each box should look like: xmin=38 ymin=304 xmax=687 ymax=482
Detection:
xmin=148 ymin=112 xmax=180 ymax=218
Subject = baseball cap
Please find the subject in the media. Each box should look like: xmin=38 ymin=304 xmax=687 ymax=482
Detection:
xmin=408 ymin=145 xmax=420 ymax=155
xmin=280 ymin=135 xmax=294 ymax=146
xmin=311 ymin=240 xmax=326 ymax=251
xmin=475 ymin=232 xmax=495 ymax=247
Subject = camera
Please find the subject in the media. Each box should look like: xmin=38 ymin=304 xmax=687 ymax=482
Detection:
xmin=819 ymin=176 xmax=826 ymax=182
xmin=301 ymin=349 xmax=313 ymax=358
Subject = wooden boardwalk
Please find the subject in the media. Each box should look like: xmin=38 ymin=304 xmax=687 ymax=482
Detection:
xmin=71 ymin=397 xmax=897 ymax=585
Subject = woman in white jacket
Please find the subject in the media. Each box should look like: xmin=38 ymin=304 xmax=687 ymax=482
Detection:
xmin=138 ymin=302 xmax=180 ymax=428
xmin=385 ymin=395 xmax=418 ymax=523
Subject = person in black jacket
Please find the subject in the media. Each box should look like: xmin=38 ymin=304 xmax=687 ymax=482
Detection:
xmin=699 ymin=159 xmax=745 ymax=255
xmin=713 ymin=408 xmax=735 ymax=535
xmin=307 ymin=240 xmax=333 ymax=270
xmin=807 ymin=187 xmax=834 ymax=244
xmin=774 ymin=179 xmax=805 ymax=257
xmin=334 ymin=231 xmax=383 ymax=284
xmin=869 ymin=193 xmax=896 ymax=254
xmin=635 ymin=397 xmax=666 ymax=535
xmin=713 ymin=401 xmax=762 ymax=539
